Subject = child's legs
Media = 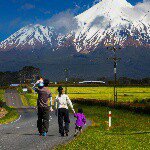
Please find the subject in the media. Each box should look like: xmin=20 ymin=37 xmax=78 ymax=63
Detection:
xmin=79 ymin=128 xmax=83 ymax=133
xmin=75 ymin=128 xmax=78 ymax=134
xmin=75 ymin=125 xmax=80 ymax=134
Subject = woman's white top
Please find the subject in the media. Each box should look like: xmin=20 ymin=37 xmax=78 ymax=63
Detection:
xmin=54 ymin=94 xmax=73 ymax=109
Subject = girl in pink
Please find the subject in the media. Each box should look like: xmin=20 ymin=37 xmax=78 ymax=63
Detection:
xmin=74 ymin=108 xmax=86 ymax=136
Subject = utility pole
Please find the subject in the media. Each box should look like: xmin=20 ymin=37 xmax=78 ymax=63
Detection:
xmin=107 ymin=46 xmax=121 ymax=103
xmin=64 ymin=68 xmax=69 ymax=94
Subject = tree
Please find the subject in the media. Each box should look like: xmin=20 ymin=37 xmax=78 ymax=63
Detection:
xmin=0 ymin=66 xmax=41 ymax=86
xmin=19 ymin=66 xmax=40 ymax=83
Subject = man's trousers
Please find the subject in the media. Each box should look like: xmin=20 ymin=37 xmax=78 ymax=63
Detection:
xmin=37 ymin=107 xmax=49 ymax=133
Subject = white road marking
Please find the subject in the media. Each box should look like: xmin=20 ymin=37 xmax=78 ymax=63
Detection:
xmin=16 ymin=127 xmax=20 ymax=129
xmin=10 ymin=115 xmax=22 ymax=124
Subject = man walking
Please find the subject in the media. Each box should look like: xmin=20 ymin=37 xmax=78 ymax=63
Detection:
xmin=34 ymin=79 xmax=52 ymax=136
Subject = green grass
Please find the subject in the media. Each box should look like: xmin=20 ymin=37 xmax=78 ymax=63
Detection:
xmin=55 ymin=103 xmax=150 ymax=150
xmin=0 ymin=89 xmax=5 ymax=102
xmin=20 ymin=94 xmax=29 ymax=106
xmin=24 ymin=93 xmax=38 ymax=106
xmin=0 ymin=106 xmax=19 ymax=124
xmin=0 ymin=89 xmax=19 ymax=124
xmin=49 ymin=87 xmax=150 ymax=102
xmin=24 ymin=86 xmax=150 ymax=107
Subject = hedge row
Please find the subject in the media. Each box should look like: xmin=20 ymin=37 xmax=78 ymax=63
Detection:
xmin=48 ymin=84 xmax=150 ymax=87
xmin=72 ymin=98 xmax=150 ymax=115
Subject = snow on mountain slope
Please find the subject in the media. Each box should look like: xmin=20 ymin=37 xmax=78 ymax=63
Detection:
xmin=0 ymin=0 xmax=149 ymax=53
xmin=0 ymin=24 xmax=66 ymax=51
xmin=74 ymin=0 xmax=150 ymax=52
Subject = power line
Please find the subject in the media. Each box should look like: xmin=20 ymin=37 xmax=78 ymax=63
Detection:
xmin=107 ymin=46 xmax=121 ymax=103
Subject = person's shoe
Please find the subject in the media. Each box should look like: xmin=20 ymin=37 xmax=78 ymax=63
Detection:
xmin=61 ymin=133 xmax=64 ymax=137
xmin=42 ymin=132 xmax=47 ymax=136
xmin=74 ymin=132 xmax=78 ymax=137
xmin=65 ymin=132 xmax=68 ymax=136
xmin=39 ymin=133 xmax=42 ymax=136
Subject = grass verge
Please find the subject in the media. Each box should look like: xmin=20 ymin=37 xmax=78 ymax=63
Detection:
xmin=24 ymin=93 xmax=38 ymax=106
xmin=0 ymin=106 xmax=19 ymax=124
xmin=0 ymin=89 xmax=5 ymax=102
xmin=55 ymin=103 xmax=150 ymax=150
xmin=20 ymin=94 xmax=29 ymax=106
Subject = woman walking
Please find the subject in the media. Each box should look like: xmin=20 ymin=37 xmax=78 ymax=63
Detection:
xmin=54 ymin=86 xmax=75 ymax=137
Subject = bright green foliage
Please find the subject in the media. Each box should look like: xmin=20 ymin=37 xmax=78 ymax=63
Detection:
xmin=0 ymin=89 xmax=5 ymax=102
xmin=0 ymin=106 xmax=19 ymax=124
xmin=20 ymin=94 xmax=29 ymax=106
xmin=24 ymin=93 xmax=38 ymax=106
xmin=0 ymin=89 xmax=19 ymax=124
xmin=49 ymin=87 xmax=150 ymax=102
xmin=24 ymin=86 xmax=150 ymax=106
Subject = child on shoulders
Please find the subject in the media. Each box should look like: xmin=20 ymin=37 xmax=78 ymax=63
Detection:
xmin=33 ymin=76 xmax=44 ymax=88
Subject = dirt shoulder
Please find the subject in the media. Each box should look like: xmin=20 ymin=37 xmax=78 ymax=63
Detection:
xmin=0 ymin=108 xmax=8 ymax=119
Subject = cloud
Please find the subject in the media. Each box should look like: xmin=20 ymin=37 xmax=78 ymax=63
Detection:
xmin=39 ymin=9 xmax=51 ymax=15
xmin=143 ymin=0 xmax=150 ymax=2
xmin=93 ymin=0 xmax=102 ymax=5
xmin=9 ymin=18 xmax=21 ymax=29
xmin=90 ymin=16 xmax=109 ymax=28
xmin=135 ymin=0 xmax=150 ymax=11
xmin=122 ymin=0 xmax=150 ymax=23
xmin=43 ymin=10 xmax=51 ymax=14
xmin=21 ymin=3 xmax=35 ymax=10
xmin=45 ymin=10 xmax=79 ymax=34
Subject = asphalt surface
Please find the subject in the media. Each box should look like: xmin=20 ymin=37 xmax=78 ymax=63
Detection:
xmin=4 ymin=89 xmax=23 ymax=108
xmin=0 ymin=89 xmax=91 ymax=150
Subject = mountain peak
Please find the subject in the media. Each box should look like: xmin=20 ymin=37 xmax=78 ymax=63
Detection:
xmin=74 ymin=0 xmax=149 ymax=52
xmin=0 ymin=24 xmax=57 ymax=51
xmin=101 ymin=0 xmax=131 ymax=5
xmin=0 ymin=0 xmax=149 ymax=53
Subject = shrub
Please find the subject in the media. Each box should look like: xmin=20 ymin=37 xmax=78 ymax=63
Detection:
xmin=72 ymin=98 xmax=150 ymax=115
xmin=18 ymin=85 xmax=32 ymax=94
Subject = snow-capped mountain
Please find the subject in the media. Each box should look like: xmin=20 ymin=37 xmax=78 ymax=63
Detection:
xmin=0 ymin=0 xmax=150 ymax=79
xmin=74 ymin=0 xmax=150 ymax=52
xmin=0 ymin=0 xmax=149 ymax=53
xmin=0 ymin=24 xmax=67 ymax=51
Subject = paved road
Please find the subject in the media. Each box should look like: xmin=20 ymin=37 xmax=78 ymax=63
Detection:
xmin=0 ymin=89 xmax=91 ymax=150
xmin=4 ymin=89 xmax=23 ymax=108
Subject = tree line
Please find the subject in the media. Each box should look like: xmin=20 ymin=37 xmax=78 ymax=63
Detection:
xmin=0 ymin=66 xmax=150 ymax=86
xmin=0 ymin=66 xmax=40 ymax=86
